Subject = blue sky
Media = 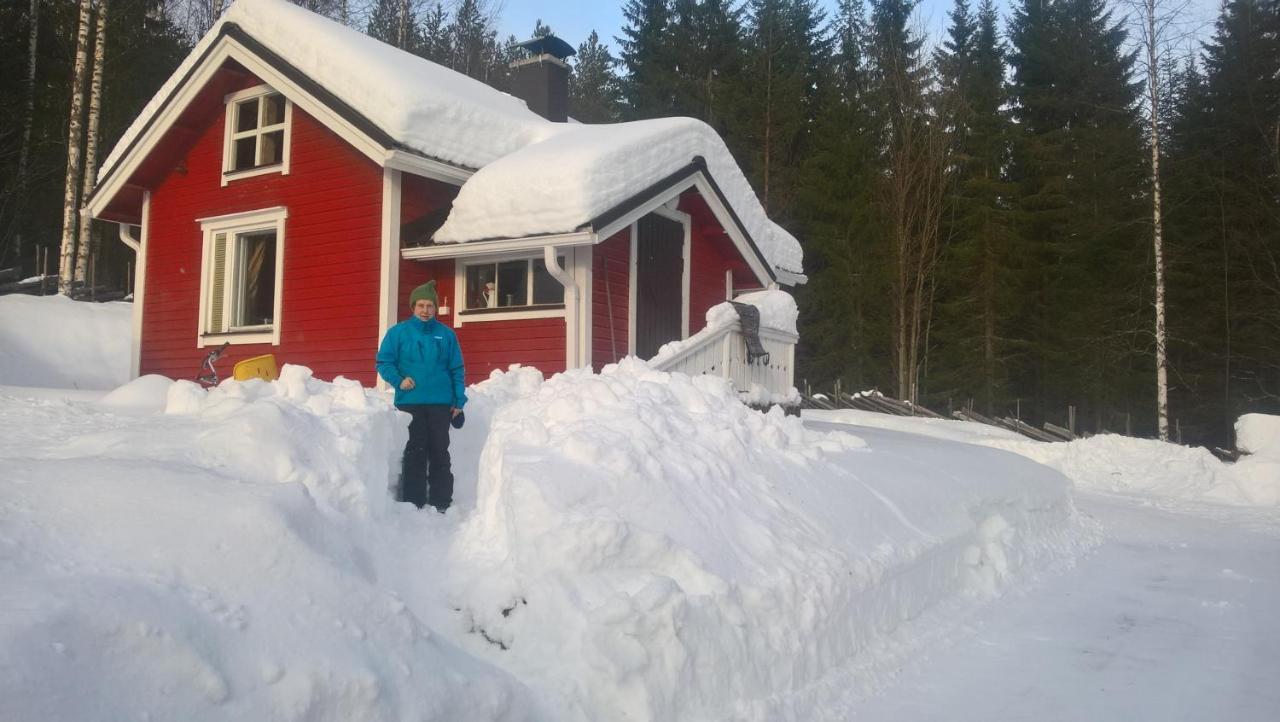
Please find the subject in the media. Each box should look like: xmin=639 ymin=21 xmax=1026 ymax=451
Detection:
xmin=494 ymin=0 xmax=1218 ymax=58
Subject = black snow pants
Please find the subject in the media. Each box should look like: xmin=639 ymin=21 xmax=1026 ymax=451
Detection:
xmin=397 ymin=404 xmax=454 ymax=511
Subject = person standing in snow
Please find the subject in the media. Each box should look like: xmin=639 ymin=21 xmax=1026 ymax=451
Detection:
xmin=376 ymin=281 xmax=466 ymax=512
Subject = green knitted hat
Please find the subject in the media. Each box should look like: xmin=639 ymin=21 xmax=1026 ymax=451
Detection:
xmin=409 ymin=280 xmax=438 ymax=307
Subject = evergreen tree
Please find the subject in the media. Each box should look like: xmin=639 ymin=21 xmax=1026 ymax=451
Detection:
xmin=419 ymin=2 xmax=451 ymax=65
xmin=1008 ymin=0 xmax=1147 ymax=430
xmin=569 ymin=30 xmax=622 ymax=123
xmin=617 ymin=0 xmax=678 ymax=118
xmin=928 ymin=0 xmax=1018 ymax=414
xmin=737 ymin=0 xmax=830 ymax=216
xmin=366 ymin=0 xmax=422 ymax=51
xmin=795 ymin=0 xmax=889 ymax=392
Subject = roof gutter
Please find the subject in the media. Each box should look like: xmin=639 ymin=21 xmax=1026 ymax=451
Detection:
xmin=400 ymin=230 xmax=595 ymax=261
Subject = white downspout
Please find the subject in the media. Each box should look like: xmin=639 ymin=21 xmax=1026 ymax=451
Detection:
xmin=118 ymin=222 xmax=139 ymax=251
xmin=544 ymin=245 xmax=580 ymax=369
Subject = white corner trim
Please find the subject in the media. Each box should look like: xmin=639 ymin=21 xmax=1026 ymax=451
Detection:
xmin=129 ymin=192 xmax=151 ymax=379
xmin=377 ymin=168 xmax=401 ymax=391
xmin=627 ymin=222 xmax=637 ymax=356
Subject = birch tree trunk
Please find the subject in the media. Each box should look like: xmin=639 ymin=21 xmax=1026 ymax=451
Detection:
xmin=398 ymin=0 xmax=410 ymax=48
xmin=1138 ymin=0 xmax=1170 ymax=440
xmin=76 ymin=0 xmax=108 ymax=285
xmin=9 ymin=0 xmax=40 ymax=270
xmin=59 ymin=0 xmax=94 ymax=296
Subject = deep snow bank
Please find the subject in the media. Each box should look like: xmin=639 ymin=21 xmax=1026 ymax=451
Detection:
xmin=0 ymin=294 xmax=129 ymax=389
xmin=450 ymin=360 xmax=1087 ymax=719
xmin=811 ymin=409 xmax=1280 ymax=507
xmin=0 ymin=366 xmax=533 ymax=722
xmin=3 ymin=361 xmax=1090 ymax=721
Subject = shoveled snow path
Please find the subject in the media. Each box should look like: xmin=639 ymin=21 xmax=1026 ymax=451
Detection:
xmin=854 ymin=490 xmax=1280 ymax=719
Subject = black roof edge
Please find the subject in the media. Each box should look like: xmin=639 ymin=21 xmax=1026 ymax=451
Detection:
xmin=89 ymin=22 xmax=473 ymax=211
xmin=582 ymin=161 xmax=701 ymax=232
xmin=583 ymin=155 xmax=776 ymax=283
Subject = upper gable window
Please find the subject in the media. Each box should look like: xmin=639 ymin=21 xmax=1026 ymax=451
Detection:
xmin=222 ymin=86 xmax=291 ymax=184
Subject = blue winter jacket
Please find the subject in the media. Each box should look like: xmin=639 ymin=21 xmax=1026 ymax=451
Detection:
xmin=376 ymin=316 xmax=467 ymax=408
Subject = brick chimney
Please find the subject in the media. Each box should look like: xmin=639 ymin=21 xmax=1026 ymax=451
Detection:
xmin=510 ymin=35 xmax=575 ymax=123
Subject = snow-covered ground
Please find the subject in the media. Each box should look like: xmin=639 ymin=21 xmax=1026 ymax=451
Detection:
xmin=2 ymin=297 xmax=1276 ymax=720
xmin=806 ymin=409 xmax=1280 ymax=507
xmin=0 ymin=294 xmax=129 ymax=390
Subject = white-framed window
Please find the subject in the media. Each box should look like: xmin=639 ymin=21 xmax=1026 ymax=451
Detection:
xmin=461 ymin=256 xmax=565 ymax=311
xmin=197 ymin=207 xmax=288 ymax=346
xmin=453 ymin=253 xmax=569 ymax=325
xmin=221 ymin=86 xmax=291 ymax=185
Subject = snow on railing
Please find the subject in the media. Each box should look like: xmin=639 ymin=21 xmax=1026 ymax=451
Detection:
xmin=648 ymin=321 xmax=799 ymax=407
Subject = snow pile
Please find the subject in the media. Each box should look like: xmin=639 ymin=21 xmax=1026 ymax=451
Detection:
xmin=1232 ymin=414 xmax=1280 ymax=506
xmin=100 ymin=0 xmax=802 ymax=280
xmin=433 ymin=119 xmax=804 ymax=278
xmin=0 ymin=294 xmax=129 ymax=389
xmin=448 ymin=359 xmax=1087 ymax=719
xmin=0 ymin=368 xmax=533 ymax=722
xmin=805 ymin=408 xmax=1025 ymax=444
xmin=818 ymin=411 xmax=1280 ymax=507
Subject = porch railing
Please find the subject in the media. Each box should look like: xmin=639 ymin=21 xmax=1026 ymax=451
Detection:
xmin=648 ymin=322 xmax=798 ymax=406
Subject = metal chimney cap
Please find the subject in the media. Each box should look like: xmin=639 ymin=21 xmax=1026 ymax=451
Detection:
xmin=513 ymin=34 xmax=576 ymax=61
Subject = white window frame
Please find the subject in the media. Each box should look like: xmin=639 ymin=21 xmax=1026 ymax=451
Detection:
xmin=453 ymin=252 xmax=570 ymax=326
xmin=221 ymin=85 xmax=292 ymax=186
xmin=196 ymin=207 xmax=288 ymax=347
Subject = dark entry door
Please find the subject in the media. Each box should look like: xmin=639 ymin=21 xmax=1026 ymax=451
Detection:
xmin=635 ymin=213 xmax=684 ymax=359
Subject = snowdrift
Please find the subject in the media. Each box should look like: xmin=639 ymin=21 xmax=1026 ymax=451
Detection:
xmin=1 ymin=361 xmax=1089 ymax=720
xmin=0 ymin=294 xmax=129 ymax=389
xmin=809 ymin=409 xmax=1280 ymax=507
xmin=450 ymin=360 xmax=1086 ymax=718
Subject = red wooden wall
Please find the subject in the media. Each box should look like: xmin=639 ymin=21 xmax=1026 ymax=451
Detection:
xmin=591 ymin=229 xmax=631 ymax=370
xmin=681 ymin=192 xmax=762 ymax=334
xmin=397 ymin=257 xmax=567 ymax=386
xmin=141 ymin=73 xmax=384 ymax=385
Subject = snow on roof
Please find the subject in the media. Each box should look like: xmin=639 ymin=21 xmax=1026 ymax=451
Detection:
xmin=98 ymin=0 xmax=803 ymax=278
xmin=433 ymin=118 xmax=805 ymax=278
xmin=99 ymin=0 xmax=551 ymax=179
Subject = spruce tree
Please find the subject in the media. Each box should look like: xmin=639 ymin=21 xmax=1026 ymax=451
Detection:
xmin=570 ymin=31 xmax=622 ymax=123
xmin=1008 ymin=0 xmax=1147 ymax=430
xmin=617 ymin=0 xmax=677 ymax=118
xmin=929 ymin=0 xmax=1018 ymax=414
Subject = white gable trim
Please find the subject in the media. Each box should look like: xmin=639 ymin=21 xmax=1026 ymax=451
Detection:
xmin=88 ymin=35 xmax=390 ymax=220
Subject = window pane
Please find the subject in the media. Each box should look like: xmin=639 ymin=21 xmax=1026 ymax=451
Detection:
xmin=233 ymin=137 xmax=256 ymax=171
xmin=531 ymin=257 xmax=565 ymax=305
xmin=261 ymin=93 xmax=285 ymax=126
xmin=260 ymin=130 xmax=284 ymax=165
xmin=466 ymin=263 xmax=497 ymax=309
xmin=497 ymin=260 xmax=528 ymax=307
xmin=235 ymin=230 xmax=276 ymax=327
xmin=236 ymin=98 xmax=259 ymax=132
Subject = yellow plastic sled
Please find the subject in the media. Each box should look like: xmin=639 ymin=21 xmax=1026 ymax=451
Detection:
xmin=233 ymin=354 xmax=279 ymax=382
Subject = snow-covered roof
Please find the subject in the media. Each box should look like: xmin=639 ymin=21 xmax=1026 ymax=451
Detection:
xmin=433 ymin=118 xmax=805 ymax=278
xmin=97 ymin=0 xmax=803 ymax=280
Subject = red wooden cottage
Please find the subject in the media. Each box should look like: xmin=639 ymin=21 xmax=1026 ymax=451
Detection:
xmin=86 ymin=0 xmax=805 ymax=391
